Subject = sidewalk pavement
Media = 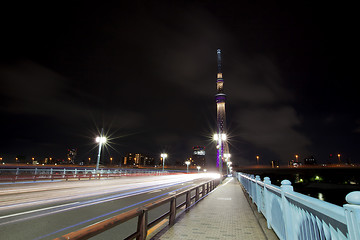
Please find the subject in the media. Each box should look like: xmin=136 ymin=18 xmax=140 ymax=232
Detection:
xmin=154 ymin=177 xmax=278 ymax=240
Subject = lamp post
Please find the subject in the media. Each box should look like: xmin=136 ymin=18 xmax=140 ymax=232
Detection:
xmin=256 ymin=155 xmax=260 ymax=165
xmin=95 ymin=128 xmax=106 ymax=173
xmin=224 ymin=153 xmax=231 ymax=175
xmin=161 ymin=153 xmax=167 ymax=172
xmin=214 ymin=133 xmax=226 ymax=184
xmin=185 ymin=160 xmax=190 ymax=173
xmin=197 ymin=166 xmax=201 ymax=173
xmin=227 ymin=161 xmax=232 ymax=175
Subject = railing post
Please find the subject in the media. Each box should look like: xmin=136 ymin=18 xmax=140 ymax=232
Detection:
xmin=169 ymin=197 xmax=176 ymax=226
xmin=14 ymin=168 xmax=19 ymax=182
xmin=186 ymin=191 xmax=191 ymax=212
xmin=250 ymin=175 xmax=255 ymax=202
xmin=255 ymin=175 xmax=261 ymax=212
xmin=137 ymin=208 xmax=148 ymax=240
xmin=195 ymin=186 xmax=199 ymax=202
xmin=281 ymin=180 xmax=294 ymax=240
xmin=344 ymin=191 xmax=360 ymax=240
xmin=263 ymin=177 xmax=272 ymax=229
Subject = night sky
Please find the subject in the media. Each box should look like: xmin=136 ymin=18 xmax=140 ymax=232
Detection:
xmin=0 ymin=1 xmax=358 ymax=166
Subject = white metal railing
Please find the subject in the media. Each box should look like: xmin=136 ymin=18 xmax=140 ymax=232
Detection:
xmin=237 ymin=172 xmax=360 ymax=240
xmin=0 ymin=167 xmax=171 ymax=182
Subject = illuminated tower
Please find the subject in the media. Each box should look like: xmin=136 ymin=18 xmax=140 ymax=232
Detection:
xmin=215 ymin=49 xmax=229 ymax=169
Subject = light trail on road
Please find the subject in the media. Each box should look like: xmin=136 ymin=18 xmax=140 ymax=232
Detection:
xmin=0 ymin=179 xmax=190 ymax=225
xmin=0 ymin=173 xmax=219 ymax=240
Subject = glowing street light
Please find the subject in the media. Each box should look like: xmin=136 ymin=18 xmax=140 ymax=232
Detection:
xmin=185 ymin=160 xmax=190 ymax=173
xmin=213 ymin=133 xmax=227 ymax=184
xmin=161 ymin=153 xmax=167 ymax=172
xmin=197 ymin=166 xmax=201 ymax=173
xmin=256 ymin=155 xmax=260 ymax=165
xmin=95 ymin=128 xmax=107 ymax=172
xmin=224 ymin=153 xmax=231 ymax=174
xmin=110 ymin=157 xmax=113 ymax=165
xmin=213 ymin=133 xmax=227 ymax=141
xmin=337 ymin=153 xmax=341 ymax=163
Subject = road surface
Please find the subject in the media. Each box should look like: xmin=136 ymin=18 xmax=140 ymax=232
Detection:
xmin=0 ymin=173 xmax=217 ymax=239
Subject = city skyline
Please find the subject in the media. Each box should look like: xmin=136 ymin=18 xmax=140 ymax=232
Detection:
xmin=0 ymin=1 xmax=358 ymax=166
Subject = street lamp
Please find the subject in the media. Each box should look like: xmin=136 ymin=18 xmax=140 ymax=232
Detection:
xmin=197 ymin=166 xmax=201 ymax=173
xmin=337 ymin=154 xmax=341 ymax=164
xmin=213 ymin=133 xmax=227 ymax=184
xmin=95 ymin=128 xmax=107 ymax=173
xmin=185 ymin=160 xmax=190 ymax=173
xmin=224 ymin=153 xmax=231 ymax=175
xmin=227 ymin=161 xmax=232 ymax=174
xmin=256 ymin=155 xmax=260 ymax=165
xmin=161 ymin=153 xmax=167 ymax=172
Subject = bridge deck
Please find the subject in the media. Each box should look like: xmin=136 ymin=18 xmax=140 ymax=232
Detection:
xmin=153 ymin=177 xmax=278 ymax=240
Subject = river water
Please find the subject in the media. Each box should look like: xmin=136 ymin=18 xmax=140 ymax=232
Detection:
xmin=293 ymin=183 xmax=360 ymax=206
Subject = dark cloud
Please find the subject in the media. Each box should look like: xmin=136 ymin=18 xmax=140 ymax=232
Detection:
xmin=0 ymin=1 xmax=359 ymax=165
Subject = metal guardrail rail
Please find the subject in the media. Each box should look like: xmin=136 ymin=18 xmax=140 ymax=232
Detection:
xmin=0 ymin=168 xmax=174 ymax=182
xmin=53 ymin=178 xmax=219 ymax=240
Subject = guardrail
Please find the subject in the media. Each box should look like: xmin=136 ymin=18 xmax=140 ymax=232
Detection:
xmin=0 ymin=168 xmax=175 ymax=183
xmin=237 ymin=172 xmax=360 ymax=240
xmin=53 ymin=178 xmax=219 ymax=240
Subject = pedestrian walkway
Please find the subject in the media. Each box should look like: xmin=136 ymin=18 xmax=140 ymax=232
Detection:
xmin=154 ymin=177 xmax=278 ymax=240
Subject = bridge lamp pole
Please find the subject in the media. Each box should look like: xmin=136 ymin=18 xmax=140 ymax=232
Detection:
xmin=214 ymin=133 xmax=226 ymax=183
xmin=161 ymin=153 xmax=167 ymax=172
xmin=197 ymin=166 xmax=201 ymax=173
xmin=227 ymin=161 xmax=232 ymax=175
xmin=224 ymin=153 xmax=231 ymax=174
xmin=95 ymin=129 xmax=107 ymax=173
xmin=185 ymin=160 xmax=190 ymax=173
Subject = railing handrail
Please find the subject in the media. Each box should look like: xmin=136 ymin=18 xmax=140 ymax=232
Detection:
xmin=237 ymin=172 xmax=360 ymax=240
xmin=53 ymin=178 xmax=218 ymax=240
xmin=285 ymin=189 xmax=346 ymax=222
xmin=0 ymin=170 xmax=178 ymax=183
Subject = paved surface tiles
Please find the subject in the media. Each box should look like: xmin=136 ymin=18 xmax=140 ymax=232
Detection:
xmin=156 ymin=177 xmax=276 ymax=240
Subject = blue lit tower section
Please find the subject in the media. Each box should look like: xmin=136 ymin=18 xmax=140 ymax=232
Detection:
xmin=215 ymin=49 xmax=228 ymax=168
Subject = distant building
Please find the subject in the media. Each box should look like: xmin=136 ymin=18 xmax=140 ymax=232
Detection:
xmin=67 ymin=148 xmax=77 ymax=164
xmin=304 ymin=155 xmax=317 ymax=165
xmin=289 ymin=160 xmax=302 ymax=167
xmin=271 ymin=160 xmax=280 ymax=168
xmin=191 ymin=146 xmax=206 ymax=167
xmin=123 ymin=153 xmax=155 ymax=166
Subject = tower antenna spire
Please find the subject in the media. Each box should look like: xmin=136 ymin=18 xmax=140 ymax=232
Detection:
xmin=217 ymin=49 xmax=222 ymax=74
